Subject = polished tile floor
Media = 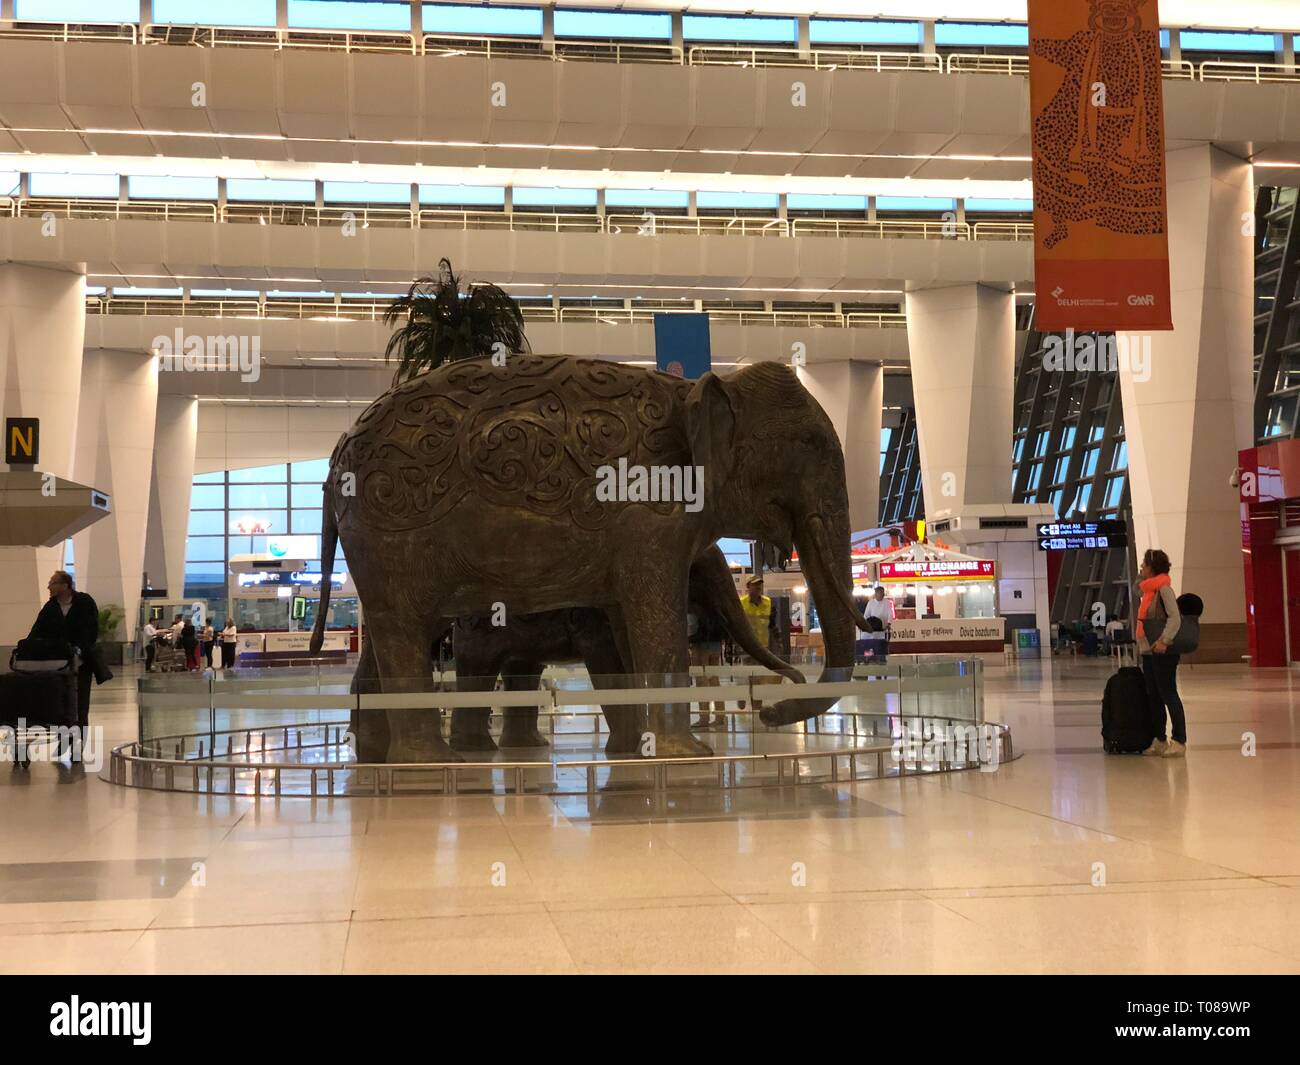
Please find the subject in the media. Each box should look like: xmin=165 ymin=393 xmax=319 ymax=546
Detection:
xmin=3 ymin=658 xmax=1300 ymax=974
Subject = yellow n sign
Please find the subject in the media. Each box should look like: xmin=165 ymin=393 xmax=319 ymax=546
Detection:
xmin=5 ymin=418 xmax=39 ymax=465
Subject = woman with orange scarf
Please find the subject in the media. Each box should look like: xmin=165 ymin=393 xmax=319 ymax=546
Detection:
xmin=1136 ymin=549 xmax=1185 ymax=757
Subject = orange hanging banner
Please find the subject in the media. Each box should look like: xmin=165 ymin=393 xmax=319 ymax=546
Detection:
xmin=1028 ymin=0 xmax=1172 ymax=331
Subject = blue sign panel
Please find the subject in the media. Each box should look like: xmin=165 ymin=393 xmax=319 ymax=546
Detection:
xmin=654 ymin=313 xmax=712 ymax=380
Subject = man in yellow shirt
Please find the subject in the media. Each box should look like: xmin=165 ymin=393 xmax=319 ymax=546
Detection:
xmin=738 ymin=574 xmax=782 ymax=712
xmin=740 ymin=574 xmax=778 ymax=650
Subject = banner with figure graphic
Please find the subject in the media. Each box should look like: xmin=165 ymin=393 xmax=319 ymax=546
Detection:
xmin=1028 ymin=0 xmax=1172 ymax=331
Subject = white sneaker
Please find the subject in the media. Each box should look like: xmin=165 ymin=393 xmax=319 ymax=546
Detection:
xmin=1141 ymin=739 xmax=1168 ymax=757
xmin=1163 ymin=740 xmax=1186 ymax=758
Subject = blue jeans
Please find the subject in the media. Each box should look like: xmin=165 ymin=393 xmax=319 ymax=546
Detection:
xmin=1142 ymin=652 xmax=1185 ymax=744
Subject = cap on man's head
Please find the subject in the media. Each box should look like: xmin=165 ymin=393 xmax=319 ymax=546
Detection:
xmin=746 ymin=574 xmax=764 ymax=587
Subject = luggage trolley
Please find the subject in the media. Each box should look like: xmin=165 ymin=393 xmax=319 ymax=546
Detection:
xmin=1 ymin=640 xmax=81 ymax=767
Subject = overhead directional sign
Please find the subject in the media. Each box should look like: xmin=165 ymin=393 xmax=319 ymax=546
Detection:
xmin=1036 ymin=521 xmax=1128 ymax=552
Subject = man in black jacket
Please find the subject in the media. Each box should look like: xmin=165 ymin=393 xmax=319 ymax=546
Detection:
xmin=28 ymin=570 xmax=99 ymax=740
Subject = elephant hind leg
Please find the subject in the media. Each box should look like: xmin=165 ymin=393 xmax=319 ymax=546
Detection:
xmin=448 ymin=643 xmax=501 ymax=752
xmin=349 ymin=634 xmax=390 ymax=763
xmin=368 ymin=616 xmax=462 ymax=764
xmin=498 ymin=666 xmax=548 ymax=748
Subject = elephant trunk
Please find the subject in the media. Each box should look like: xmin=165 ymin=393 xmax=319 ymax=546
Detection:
xmin=308 ymin=481 xmax=337 ymax=655
xmin=695 ymin=545 xmax=805 ymax=685
xmin=761 ymin=511 xmax=859 ymax=727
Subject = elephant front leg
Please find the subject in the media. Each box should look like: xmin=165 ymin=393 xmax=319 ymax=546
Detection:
xmin=368 ymin=618 xmax=462 ymax=764
xmin=618 ymin=588 xmax=711 ymax=759
xmin=582 ymin=620 xmax=645 ymax=754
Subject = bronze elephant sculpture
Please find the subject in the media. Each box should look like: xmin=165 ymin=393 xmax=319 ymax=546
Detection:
xmin=311 ymin=354 xmax=871 ymax=763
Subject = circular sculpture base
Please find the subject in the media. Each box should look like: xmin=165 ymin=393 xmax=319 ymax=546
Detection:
xmin=106 ymin=711 xmax=1014 ymax=798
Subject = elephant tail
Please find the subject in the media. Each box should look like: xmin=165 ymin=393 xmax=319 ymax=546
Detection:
xmin=309 ymin=480 xmax=338 ymax=654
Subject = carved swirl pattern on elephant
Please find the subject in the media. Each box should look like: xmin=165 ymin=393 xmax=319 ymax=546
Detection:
xmin=336 ymin=356 xmax=690 ymax=531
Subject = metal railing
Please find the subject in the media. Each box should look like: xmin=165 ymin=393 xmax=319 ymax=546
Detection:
xmin=221 ymin=202 xmax=415 ymax=228
xmin=14 ymin=197 xmax=217 ymax=223
xmin=0 ymin=20 xmax=137 ymax=44
xmin=606 ymin=213 xmax=789 ymax=238
xmin=84 ymin=295 xmax=908 ymax=330
xmin=109 ymin=719 xmax=1013 ymax=798
xmin=113 ymin=662 xmax=1007 ymax=797
xmin=11 ymin=197 xmax=1033 ymax=243
xmin=0 ymin=21 xmax=1297 ymax=83
xmin=1198 ymin=59 xmax=1300 ymax=83
xmin=141 ymin=23 xmax=419 ymax=54
xmin=688 ymin=46 xmax=943 ymax=72
xmin=419 ymin=208 xmax=604 ymax=233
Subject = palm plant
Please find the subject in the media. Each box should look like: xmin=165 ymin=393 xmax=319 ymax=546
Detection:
xmin=384 ymin=259 xmax=529 ymax=384
xmin=97 ymin=605 xmax=125 ymax=643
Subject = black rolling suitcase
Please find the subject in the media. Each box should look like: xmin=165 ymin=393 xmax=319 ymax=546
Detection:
xmin=1101 ymin=666 xmax=1153 ymax=754
xmin=1 ymin=639 xmax=79 ymax=730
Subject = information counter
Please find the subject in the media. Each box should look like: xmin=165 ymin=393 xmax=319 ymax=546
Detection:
xmin=231 ymin=631 xmax=355 ymax=656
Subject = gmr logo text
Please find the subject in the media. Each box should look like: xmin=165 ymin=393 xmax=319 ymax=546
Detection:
xmin=1127 ymin=294 xmax=1156 ymax=306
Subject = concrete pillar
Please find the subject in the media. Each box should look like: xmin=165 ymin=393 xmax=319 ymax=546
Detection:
xmin=687 ymin=190 xmax=697 ymax=218
xmin=1167 ymin=30 xmax=1182 ymax=64
xmin=0 ymin=265 xmax=86 ymax=644
xmin=797 ymin=17 xmax=811 ymax=60
xmin=905 ymin=283 xmax=1016 ymax=518
xmin=71 ymin=350 xmax=160 ymax=640
xmin=542 ymin=5 xmax=555 ymax=54
xmin=798 ymin=361 xmax=883 ymax=531
xmin=671 ymin=11 xmax=683 ymax=58
xmin=921 ymin=20 xmax=937 ymax=55
xmin=143 ymin=396 xmax=198 ymax=600
xmin=1117 ymin=144 xmax=1254 ymax=661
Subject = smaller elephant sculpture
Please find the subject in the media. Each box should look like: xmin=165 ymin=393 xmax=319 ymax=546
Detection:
xmin=446 ymin=545 xmax=798 ymax=754
xmin=447 ymin=606 xmax=640 ymax=754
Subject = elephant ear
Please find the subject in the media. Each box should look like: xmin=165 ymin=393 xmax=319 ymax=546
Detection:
xmin=685 ymin=372 xmax=737 ymax=509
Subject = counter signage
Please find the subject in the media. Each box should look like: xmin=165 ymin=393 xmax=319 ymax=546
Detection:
xmin=889 ymin=618 xmax=1006 ymax=643
xmin=237 ymin=570 xmax=347 ymax=589
xmin=877 ymin=560 xmax=996 ymax=582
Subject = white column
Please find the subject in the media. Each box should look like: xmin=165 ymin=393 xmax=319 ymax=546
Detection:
xmin=144 ymin=395 xmax=198 ymax=599
xmin=1117 ymin=144 xmax=1254 ymax=658
xmin=905 ymin=283 xmax=1015 ymax=517
xmin=71 ymin=350 xmax=160 ymax=639
xmin=0 ymin=265 xmax=85 ymax=645
xmin=797 ymin=361 xmax=883 ymax=531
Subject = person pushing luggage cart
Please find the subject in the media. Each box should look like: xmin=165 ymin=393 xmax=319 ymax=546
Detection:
xmin=20 ymin=571 xmax=106 ymax=762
